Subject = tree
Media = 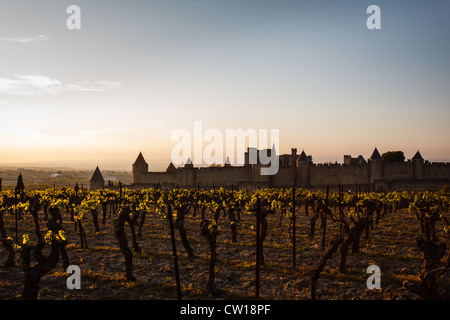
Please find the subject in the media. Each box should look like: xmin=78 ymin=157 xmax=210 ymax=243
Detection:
xmin=382 ymin=151 xmax=405 ymax=162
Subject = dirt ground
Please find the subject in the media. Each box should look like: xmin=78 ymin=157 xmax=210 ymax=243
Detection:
xmin=1 ymin=206 xmax=448 ymax=300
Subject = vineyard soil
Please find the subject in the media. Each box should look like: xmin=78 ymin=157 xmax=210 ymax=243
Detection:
xmin=0 ymin=206 xmax=446 ymax=300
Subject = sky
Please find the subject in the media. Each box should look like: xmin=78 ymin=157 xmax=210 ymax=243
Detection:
xmin=0 ymin=0 xmax=449 ymax=171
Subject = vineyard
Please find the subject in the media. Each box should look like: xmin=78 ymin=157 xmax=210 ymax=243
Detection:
xmin=0 ymin=185 xmax=449 ymax=300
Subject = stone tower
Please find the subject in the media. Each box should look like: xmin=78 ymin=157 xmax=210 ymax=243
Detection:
xmin=412 ymin=150 xmax=424 ymax=179
xmin=90 ymin=166 xmax=105 ymax=191
xmin=369 ymin=147 xmax=383 ymax=184
xmin=183 ymin=157 xmax=195 ymax=186
xmin=297 ymin=150 xmax=311 ymax=187
xmin=132 ymin=152 xmax=149 ymax=184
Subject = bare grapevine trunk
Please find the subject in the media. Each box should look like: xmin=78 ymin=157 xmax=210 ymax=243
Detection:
xmin=90 ymin=208 xmax=100 ymax=232
xmin=404 ymin=237 xmax=449 ymax=299
xmin=225 ymin=208 xmax=239 ymax=243
xmin=177 ymin=220 xmax=195 ymax=259
xmin=21 ymin=241 xmax=60 ymax=300
xmin=375 ymin=204 xmax=382 ymax=225
xmin=258 ymin=208 xmax=273 ymax=266
xmin=137 ymin=210 xmax=146 ymax=238
xmin=43 ymin=204 xmax=49 ymax=221
xmin=0 ymin=213 xmax=15 ymax=268
xmin=201 ymin=207 xmax=206 ymax=219
xmin=114 ymin=207 xmax=136 ymax=282
xmin=311 ymin=238 xmax=343 ymax=300
xmin=176 ymin=211 xmax=195 ymax=259
xmin=309 ymin=214 xmax=319 ymax=238
xmin=102 ymin=202 xmax=107 ymax=225
xmin=77 ymin=220 xmax=88 ymax=249
xmin=339 ymin=237 xmax=352 ymax=274
xmin=29 ymin=202 xmax=43 ymax=242
xmin=21 ymin=207 xmax=68 ymax=300
xmin=129 ymin=211 xmax=141 ymax=252
xmin=47 ymin=208 xmax=70 ymax=271
xmin=201 ymin=219 xmax=220 ymax=296
xmin=339 ymin=218 xmax=368 ymax=274
xmin=207 ymin=237 xmax=217 ymax=295
xmin=231 ymin=222 xmax=238 ymax=243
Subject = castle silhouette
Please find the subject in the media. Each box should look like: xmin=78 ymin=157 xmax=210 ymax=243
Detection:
xmin=90 ymin=147 xmax=450 ymax=192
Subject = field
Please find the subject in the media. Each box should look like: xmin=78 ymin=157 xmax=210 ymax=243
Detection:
xmin=2 ymin=188 xmax=447 ymax=300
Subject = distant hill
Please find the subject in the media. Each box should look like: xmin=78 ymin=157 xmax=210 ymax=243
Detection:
xmin=0 ymin=166 xmax=131 ymax=190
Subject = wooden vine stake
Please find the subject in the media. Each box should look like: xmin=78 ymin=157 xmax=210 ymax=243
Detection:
xmin=339 ymin=184 xmax=344 ymax=237
xmin=322 ymin=186 xmax=329 ymax=251
xmin=292 ymin=186 xmax=296 ymax=269
xmin=14 ymin=187 xmax=18 ymax=242
xmin=255 ymin=196 xmax=261 ymax=299
xmin=167 ymin=205 xmax=182 ymax=300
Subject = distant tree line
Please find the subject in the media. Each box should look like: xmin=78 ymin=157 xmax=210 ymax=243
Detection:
xmin=382 ymin=151 xmax=405 ymax=162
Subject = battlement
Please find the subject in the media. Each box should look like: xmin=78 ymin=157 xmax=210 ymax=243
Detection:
xmin=424 ymin=161 xmax=450 ymax=166
xmin=129 ymin=148 xmax=450 ymax=191
xmin=383 ymin=161 xmax=413 ymax=167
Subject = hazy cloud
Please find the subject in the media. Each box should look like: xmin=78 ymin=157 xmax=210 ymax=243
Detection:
xmin=0 ymin=75 xmax=121 ymax=95
xmin=76 ymin=80 xmax=122 ymax=92
xmin=76 ymin=130 xmax=101 ymax=136
xmin=0 ymin=35 xmax=50 ymax=44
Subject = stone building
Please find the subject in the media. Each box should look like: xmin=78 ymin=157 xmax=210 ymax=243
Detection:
xmin=129 ymin=147 xmax=450 ymax=192
xmin=90 ymin=166 xmax=105 ymax=191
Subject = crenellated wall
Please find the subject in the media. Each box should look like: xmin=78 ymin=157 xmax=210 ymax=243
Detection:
xmin=309 ymin=163 xmax=369 ymax=186
xmin=377 ymin=178 xmax=450 ymax=192
xmin=196 ymin=166 xmax=252 ymax=187
xmin=423 ymin=162 xmax=450 ymax=179
xmin=132 ymin=154 xmax=450 ymax=191
xmin=270 ymin=166 xmax=296 ymax=187
xmin=383 ymin=161 xmax=413 ymax=180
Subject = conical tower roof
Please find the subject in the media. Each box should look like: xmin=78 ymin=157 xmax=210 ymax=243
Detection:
xmin=16 ymin=173 xmax=25 ymax=190
xmin=369 ymin=148 xmax=382 ymax=160
xmin=133 ymin=152 xmax=148 ymax=166
xmin=297 ymin=150 xmax=309 ymax=162
xmin=90 ymin=166 xmax=105 ymax=183
xmin=184 ymin=157 xmax=194 ymax=168
xmin=166 ymin=162 xmax=177 ymax=172
xmin=412 ymin=150 xmax=424 ymax=160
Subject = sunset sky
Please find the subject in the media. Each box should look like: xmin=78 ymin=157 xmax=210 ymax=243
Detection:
xmin=0 ymin=0 xmax=449 ymax=171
